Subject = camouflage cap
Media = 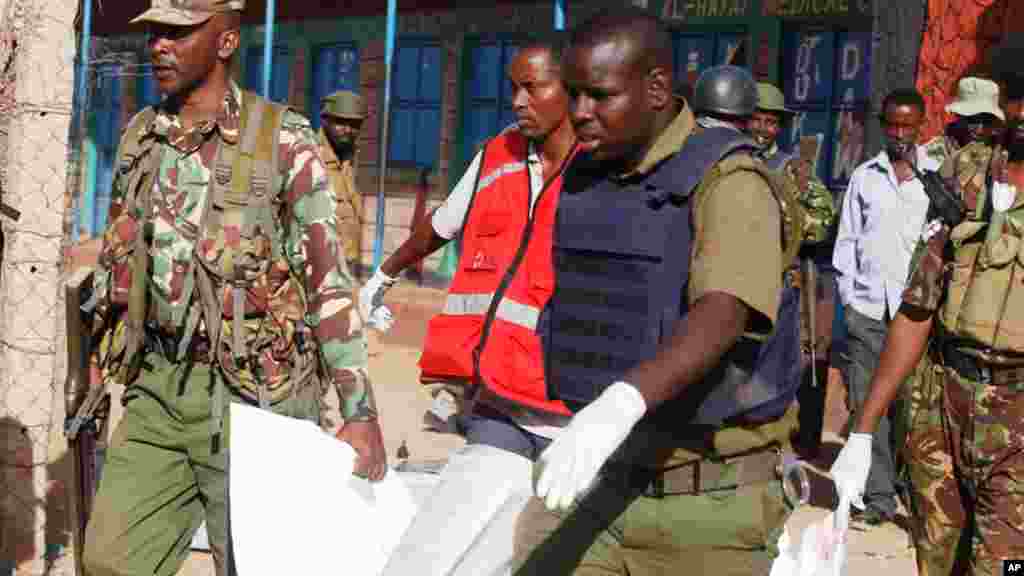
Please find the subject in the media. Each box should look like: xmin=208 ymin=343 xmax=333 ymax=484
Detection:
xmin=131 ymin=0 xmax=244 ymax=27
xmin=756 ymin=82 xmax=794 ymax=116
xmin=321 ymin=90 xmax=366 ymax=120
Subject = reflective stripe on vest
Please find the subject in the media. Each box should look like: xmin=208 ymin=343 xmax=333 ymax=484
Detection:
xmin=442 ymin=292 xmax=541 ymax=331
xmin=479 ymin=161 xmax=528 ymax=192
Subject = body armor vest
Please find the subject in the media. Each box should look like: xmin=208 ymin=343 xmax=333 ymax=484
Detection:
xmin=544 ymin=127 xmax=800 ymax=426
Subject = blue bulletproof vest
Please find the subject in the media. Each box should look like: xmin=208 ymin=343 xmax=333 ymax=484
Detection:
xmin=544 ymin=127 xmax=798 ymax=427
xmin=750 ymin=147 xmax=805 ymax=421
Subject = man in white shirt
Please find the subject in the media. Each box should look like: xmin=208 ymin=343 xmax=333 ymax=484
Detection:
xmin=832 ymin=88 xmax=937 ymax=525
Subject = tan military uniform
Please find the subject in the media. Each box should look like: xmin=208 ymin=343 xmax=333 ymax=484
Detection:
xmin=513 ymin=103 xmax=797 ymax=576
xmin=319 ymin=90 xmax=368 ymax=274
xmin=319 ymin=132 xmax=364 ymax=269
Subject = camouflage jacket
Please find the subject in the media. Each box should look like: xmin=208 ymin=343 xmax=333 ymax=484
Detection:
xmin=763 ymin=144 xmax=836 ymax=244
xmin=93 ymin=82 xmax=375 ymax=421
xmin=903 ymin=139 xmax=998 ymax=313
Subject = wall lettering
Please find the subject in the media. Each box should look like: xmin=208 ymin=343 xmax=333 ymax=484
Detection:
xmin=772 ymin=0 xmax=850 ymax=17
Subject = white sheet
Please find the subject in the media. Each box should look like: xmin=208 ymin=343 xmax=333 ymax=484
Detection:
xmin=230 ymin=403 xmax=419 ymax=575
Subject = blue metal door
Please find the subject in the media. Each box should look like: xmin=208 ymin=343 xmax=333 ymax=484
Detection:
xmin=390 ymin=41 xmax=442 ymax=169
xmin=463 ymin=39 xmax=520 ymax=168
xmin=137 ymin=69 xmax=161 ymax=110
xmin=782 ymin=29 xmax=872 ymax=190
xmin=672 ymin=31 xmax=748 ymax=96
xmin=245 ymin=45 xmax=291 ymax=103
xmin=311 ymin=43 xmax=359 ymax=130
xmin=92 ymin=63 xmax=122 ymax=235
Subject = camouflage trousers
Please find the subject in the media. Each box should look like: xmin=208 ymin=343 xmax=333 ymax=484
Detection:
xmin=903 ymin=351 xmax=1024 ymax=575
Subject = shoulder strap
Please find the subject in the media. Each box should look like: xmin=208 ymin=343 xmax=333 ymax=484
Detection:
xmin=649 ymin=126 xmax=759 ymax=202
xmin=455 ymin=139 xmax=491 ymax=250
xmin=116 ymin=107 xmax=158 ymax=171
xmin=118 ymin=105 xmax=161 ymax=384
xmin=690 ymin=152 xmax=805 ymax=278
xmin=193 ymin=91 xmax=286 ymax=357
xmin=238 ymin=91 xmax=287 ymax=259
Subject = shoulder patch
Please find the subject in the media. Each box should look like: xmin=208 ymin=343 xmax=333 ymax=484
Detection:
xmin=121 ymin=106 xmax=156 ymax=139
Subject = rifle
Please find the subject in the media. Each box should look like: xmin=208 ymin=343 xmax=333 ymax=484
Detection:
xmin=64 ymin=265 xmax=103 ymax=576
xmin=909 ymin=162 xmax=966 ymax=229
xmin=801 ymin=258 xmax=818 ymax=389
xmin=0 ymin=202 xmax=20 ymax=223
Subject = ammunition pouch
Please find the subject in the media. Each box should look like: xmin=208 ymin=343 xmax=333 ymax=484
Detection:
xmin=942 ymin=218 xmax=1024 ymax=353
xmin=940 ymin=342 xmax=1024 ymax=390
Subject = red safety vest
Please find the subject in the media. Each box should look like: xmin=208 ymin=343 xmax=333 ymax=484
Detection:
xmin=418 ymin=129 xmax=572 ymax=416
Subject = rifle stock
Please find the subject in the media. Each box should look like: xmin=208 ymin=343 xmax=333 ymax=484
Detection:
xmin=64 ymin=265 xmax=101 ymax=576
xmin=804 ymin=259 xmax=818 ymax=388
xmin=0 ymin=202 xmax=20 ymax=222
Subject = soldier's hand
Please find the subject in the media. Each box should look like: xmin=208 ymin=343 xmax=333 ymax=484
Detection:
xmin=337 ymin=420 xmax=387 ymax=482
xmin=829 ymin=433 xmax=871 ymax=510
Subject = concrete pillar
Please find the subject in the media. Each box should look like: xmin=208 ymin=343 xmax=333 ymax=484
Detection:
xmin=865 ymin=0 xmax=926 ymax=157
xmin=0 ymin=0 xmax=76 ymax=573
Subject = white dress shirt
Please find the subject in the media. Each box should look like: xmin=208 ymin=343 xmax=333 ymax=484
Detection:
xmin=432 ymin=125 xmax=544 ymax=240
xmin=833 ymin=147 xmax=941 ymax=322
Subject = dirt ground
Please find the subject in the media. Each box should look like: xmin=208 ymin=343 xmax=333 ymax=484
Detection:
xmin=178 ymin=282 xmax=918 ymax=575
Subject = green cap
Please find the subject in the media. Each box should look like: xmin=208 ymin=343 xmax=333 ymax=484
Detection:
xmin=321 ymin=90 xmax=366 ymax=120
xmin=131 ymin=0 xmax=244 ymax=27
xmin=755 ymin=82 xmax=794 ymax=115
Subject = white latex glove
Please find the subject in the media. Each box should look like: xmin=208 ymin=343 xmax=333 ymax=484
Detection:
xmin=359 ymin=268 xmax=397 ymax=332
xmin=533 ymin=381 xmax=647 ymax=511
xmin=992 ymin=181 xmax=1017 ymax=213
xmin=829 ymin=432 xmax=872 ymax=510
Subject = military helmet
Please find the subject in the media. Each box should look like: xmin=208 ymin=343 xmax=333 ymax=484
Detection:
xmin=755 ymin=82 xmax=794 ymax=116
xmin=321 ymin=90 xmax=366 ymax=120
xmin=693 ymin=65 xmax=758 ymax=118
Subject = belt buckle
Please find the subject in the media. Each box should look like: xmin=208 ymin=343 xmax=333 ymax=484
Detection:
xmin=979 ymin=364 xmax=992 ymax=385
xmin=779 ymin=453 xmax=810 ymax=508
xmin=641 ymin=462 xmax=697 ymax=498
xmin=643 ymin=472 xmax=666 ymax=499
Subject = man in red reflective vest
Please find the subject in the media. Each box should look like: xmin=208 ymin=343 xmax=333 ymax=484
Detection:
xmin=362 ymin=34 xmax=578 ymax=576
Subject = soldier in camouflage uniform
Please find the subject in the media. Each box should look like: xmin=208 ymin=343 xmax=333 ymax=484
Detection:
xmin=748 ymin=82 xmax=836 ymax=244
xmin=748 ymin=82 xmax=837 ymax=456
xmin=921 ymin=77 xmax=1003 ymax=191
xmin=81 ymin=1 xmax=384 ymax=575
xmin=901 ymin=76 xmax=1004 ymax=573
xmin=831 ymin=88 xmax=1024 ymax=575
xmin=319 ymin=90 xmax=366 ymax=278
